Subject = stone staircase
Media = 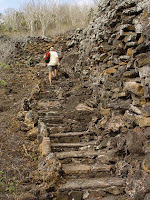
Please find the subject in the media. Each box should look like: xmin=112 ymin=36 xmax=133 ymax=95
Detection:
xmin=37 ymin=70 xmax=126 ymax=200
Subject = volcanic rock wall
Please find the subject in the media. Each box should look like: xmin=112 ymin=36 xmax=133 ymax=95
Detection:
xmin=67 ymin=0 xmax=150 ymax=198
xmin=75 ymin=0 xmax=150 ymax=128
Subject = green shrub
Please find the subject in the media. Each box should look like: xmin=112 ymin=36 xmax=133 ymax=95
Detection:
xmin=0 ymin=80 xmax=7 ymax=86
xmin=0 ymin=62 xmax=10 ymax=70
xmin=5 ymin=182 xmax=14 ymax=194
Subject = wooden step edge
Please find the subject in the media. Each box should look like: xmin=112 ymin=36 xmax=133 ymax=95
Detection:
xmin=59 ymin=177 xmax=126 ymax=191
xmin=38 ymin=99 xmax=64 ymax=103
xmin=50 ymin=131 xmax=91 ymax=137
xmin=39 ymin=116 xmax=63 ymax=120
xmin=55 ymin=151 xmax=101 ymax=159
xmin=51 ymin=141 xmax=95 ymax=147
xmin=62 ymin=164 xmax=113 ymax=173
xmin=47 ymin=125 xmax=66 ymax=128
xmin=38 ymin=110 xmax=59 ymax=113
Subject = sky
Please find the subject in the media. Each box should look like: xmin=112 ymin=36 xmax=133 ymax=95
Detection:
xmin=0 ymin=0 xmax=23 ymax=13
xmin=0 ymin=0 xmax=92 ymax=14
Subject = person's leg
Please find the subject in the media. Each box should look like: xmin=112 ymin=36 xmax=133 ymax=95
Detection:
xmin=52 ymin=71 xmax=54 ymax=77
xmin=49 ymin=71 xmax=52 ymax=85
xmin=54 ymin=65 xmax=58 ymax=77
xmin=48 ymin=66 xmax=53 ymax=85
xmin=54 ymin=69 xmax=57 ymax=77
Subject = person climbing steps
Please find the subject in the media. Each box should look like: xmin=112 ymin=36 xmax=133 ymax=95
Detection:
xmin=45 ymin=46 xmax=60 ymax=85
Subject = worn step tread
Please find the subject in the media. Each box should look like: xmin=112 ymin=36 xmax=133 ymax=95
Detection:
xmin=51 ymin=141 xmax=95 ymax=147
xmin=47 ymin=124 xmax=65 ymax=128
xmin=39 ymin=116 xmax=63 ymax=120
xmin=62 ymin=163 xmax=113 ymax=173
xmin=38 ymin=111 xmax=59 ymax=117
xmin=50 ymin=131 xmax=91 ymax=137
xmin=59 ymin=177 xmax=126 ymax=191
xmin=55 ymin=150 xmax=101 ymax=159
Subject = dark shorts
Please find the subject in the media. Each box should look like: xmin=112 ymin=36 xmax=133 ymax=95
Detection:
xmin=48 ymin=65 xmax=58 ymax=72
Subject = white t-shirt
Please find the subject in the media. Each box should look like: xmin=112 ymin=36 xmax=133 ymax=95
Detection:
xmin=48 ymin=51 xmax=58 ymax=66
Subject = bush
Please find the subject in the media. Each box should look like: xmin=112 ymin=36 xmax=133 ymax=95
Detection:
xmin=0 ymin=62 xmax=10 ymax=70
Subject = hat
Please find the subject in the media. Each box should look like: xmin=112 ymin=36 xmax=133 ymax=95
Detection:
xmin=50 ymin=47 xmax=54 ymax=51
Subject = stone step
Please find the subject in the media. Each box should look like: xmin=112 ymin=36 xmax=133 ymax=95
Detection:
xmin=50 ymin=131 xmax=96 ymax=143
xmin=62 ymin=163 xmax=114 ymax=179
xmin=40 ymin=84 xmax=56 ymax=90
xmin=51 ymin=141 xmax=95 ymax=152
xmin=50 ymin=131 xmax=90 ymax=137
xmin=56 ymin=150 xmax=99 ymax=159
xmin=39 ymin=88 xmax=65 ymax=98
xmin=39 ymin=71 xmax=64 ymax=81
xmin=39 ymin=116 xmax=64 ymax=124
xmin=38 ymin=110 xmax=59 ymax=117
xmin=37 ymin=105 xmax=64 ymax=113
xmin=47 ymin=125 xmax=67 ymax=134
xmin=39 ymin=92 xmax=58 ymax=99
xmin=58 ymin=177 xmax=126 ymax=194
xmin=42 ymin=82 xmax=70 ymax=89
xmin=37 ymin=100 xmax=63 ymax=109
xmin=55 ymin=150 xmax=119 ymax=165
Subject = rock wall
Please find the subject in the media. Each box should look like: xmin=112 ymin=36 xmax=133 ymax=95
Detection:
xmin=69 ymin=0 xmax=150 ymax=130
xmin=68 ymin=0 xmax=150 ymax=198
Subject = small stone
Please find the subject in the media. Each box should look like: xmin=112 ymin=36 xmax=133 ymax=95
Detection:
xmin=66 ymin=40 xmax=75 ymax=48
xmin=124 ymin=110 xmax=136 ymax=123
xmin=17 ymin=111 xmax=27 ymax=121
xmin=103 ymin=186 xmax=124 ymax=195
xmin=142 ymin=104 xmax=150 ymax=117
xmin=136 ymin=53 xmax=150 ymax=67
xmin=18 ymin=192 xmax=37 ymax=200
xmin=100 ymin=53 xmax=107 ymax=61
xmin=130 ymin=104 xmax=142 ymax=115
xmin=124 ymin=35 xmax=136 ymax=43
xmin=120 ymin=62 xmax=127 ymax=66
xmin=120 ymin=55 xmax=130 ymax=61
xmin=57 ymin=193 xmax=69 ymax=200
xmin=76 ymin=103 xmax=94 ymax=111
xmin=103 ymin=67 xmax=117 ymax=75
xmin=138 ymin=36 xmax=144 ymax=44
xmin=136 ymin=116 xmax=150 ymax=127
xmin=41 ymin=137 xmax=51 ymax=156
xmin=107 ymin=60 xmax=112 ymax=65
xmin=139 ymin=66 xmax=150 ymax=78
xmin=113 ymin=40 xmax=124 ymax=49
xmin=27 ymin=127 xmax=38 ymax=140
xmin=125 ymin=42 xmax=138 ymax=48
xmin=70 ymin=191 xmax=83 ymax=200
xmin=124 ymin=81 xmax=144 ymax=96
xmin=127 ymin=48 xmax=133 ymax=56
xmin=123 ymin=70 xmax=138 ymax=78
xmin=100 ymin=108 xmax=111 ymax=116
xmin=142 ymin=154 xmax=150 ymax=173
xmin=143 ymin=127 xmax=150 ymax=137
xmin=123 ymin=7 xmax=137 ymax=15
xmin=38 ymin=121 xmax=49 ymax=137
xmin=29 ymin=85 xmax=40 ymax=101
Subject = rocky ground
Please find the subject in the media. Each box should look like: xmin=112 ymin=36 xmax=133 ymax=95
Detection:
xmin=0 ymin=34 xmax=70 ymax=199
xmin=0 ymin=0 xmax=150 ymax=199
